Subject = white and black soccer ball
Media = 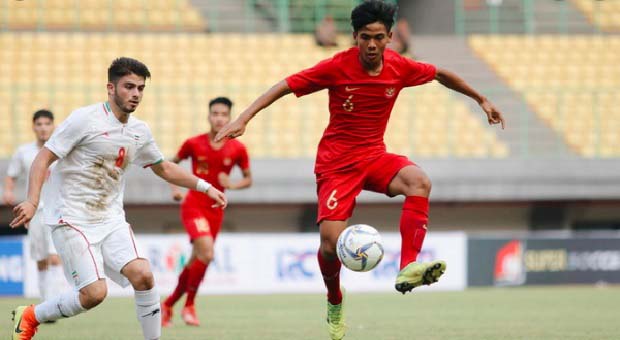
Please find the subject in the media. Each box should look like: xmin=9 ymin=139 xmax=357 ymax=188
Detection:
xmin=336 ymin=224 xmax=384 ymax=272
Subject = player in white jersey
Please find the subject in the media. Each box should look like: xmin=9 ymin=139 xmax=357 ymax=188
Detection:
xmin=9 ymin=57 xmax=227 ymax=340
xmin=3 ymin=110 xmax=67 ymax=306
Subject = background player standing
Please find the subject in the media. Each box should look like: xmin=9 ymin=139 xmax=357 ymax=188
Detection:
xmin=216 ymin=1 xmax=505 ymax=339
xmin=3 ymin=110 xmax=67 ymax=307
xmin=9 ymin=57 xmax=227 ymax=340
xmin=162 ymin=96 xmax=252 ymax=327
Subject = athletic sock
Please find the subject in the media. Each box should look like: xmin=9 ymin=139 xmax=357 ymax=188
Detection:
xmin=317 ymin=250 xmax=342 ymax=305
xmin=164 ymin=265 xmax=190 ymax=307
xmin=34 ymin=290 xmax=86 ymax=323
xmin=184 ymin=259 xmax=208 ymax=307
xmin=38 ymin=269 xmax=49 ymax=301
xmin=135 ymin=287 xmax=161 ymax=340
xmin=49 ymin=264 xmax=66 ymax=297
xmin=399 ymin=196 xmax=429 ymax=270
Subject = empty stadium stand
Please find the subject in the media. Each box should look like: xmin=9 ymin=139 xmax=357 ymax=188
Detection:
xmin=0 ymin=32 xmax=508 ymax=159
xmin=573 ymin=0 xmax=620 ymax=32
xmin=0 ymin=0 xmax=206 ymax=32
xmin=469 ymin=34 xmax=620 ymax=157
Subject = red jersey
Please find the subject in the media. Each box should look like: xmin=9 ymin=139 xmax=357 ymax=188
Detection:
xmin=176 ymin=133 xmax=250 ymax=201
xmin=286 ymin=47 xmax=436 ymax=174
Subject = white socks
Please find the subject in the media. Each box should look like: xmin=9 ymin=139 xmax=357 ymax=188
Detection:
xmin=38 ymin=265 xmax=67 ymax=301
xmin=33 ymin=281 xmax=160 ymax=340
xmin=135 ymin=287 xmax=161 ymax=340
xmin=34 ymin=290 xmax=86 ymax=323
xmin=49 ymin=265 xmax=67 ymax=297
xmin=38 ymin=269 xmax=49 ymax=301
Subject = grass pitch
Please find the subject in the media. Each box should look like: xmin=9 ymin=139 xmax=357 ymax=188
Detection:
xmin=2 ymin=286 xmax=619 ymax=339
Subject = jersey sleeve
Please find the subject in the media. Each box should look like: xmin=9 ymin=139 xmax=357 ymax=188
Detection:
xmin=402 ymin=58 xmax=437 ymax=87
xmin=175 ymin=138 xmax=192 ymax=160
xmin=236 ymin=143 xmax=250 ymax=171
xmin=135 ymin=126 xmax=165 ymax=168
xmin=285 ymin=57 xmax=335 ymax=97
xmin=6 ymin=148 xmax=24 ymax=178
xmin=45 ymin=110 xmax=90 ymax=159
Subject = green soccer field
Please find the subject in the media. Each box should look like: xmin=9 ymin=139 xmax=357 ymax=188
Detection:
xmin=2 ymin=286 xmax=619 ymax=340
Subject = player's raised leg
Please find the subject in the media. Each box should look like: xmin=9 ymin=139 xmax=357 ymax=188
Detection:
xmin=388 ymin=165 xmax=446 ymax=294
xmin=319 ymin=220 xmax=348 ymax=340
xmin=14 ymin=224 xmax=108 ymax=340
xmin=12 ymin=280 xmax=98 ymax=340
xmin=14 ymin=270 xmax=105 ymax=339
xmin=122 ymin=259 xmax=161 ymax=340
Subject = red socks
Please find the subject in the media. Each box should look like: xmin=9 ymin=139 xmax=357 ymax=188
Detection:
xmin=317 ymin=250 xmax=342 ymax=305
xmin=399 ymin=196 xmax=429 ymax=270
xmin=164 ymin=266 xmax=190 ymax=307
xmin=184 ymin=259 xmax=208 ymax=307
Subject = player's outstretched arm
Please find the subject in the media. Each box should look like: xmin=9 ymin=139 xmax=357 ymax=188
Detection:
xmin=151 ymin=160 xmax=227 ymax=208
xmin=215 ymin=80 xmax=292 ymax=142
xmin=435 ymin=68 xmax=505 ymax=129
xmin=10 ymin=148 xmax=58 ymax=228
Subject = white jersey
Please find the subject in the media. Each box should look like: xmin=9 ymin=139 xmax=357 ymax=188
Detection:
xmin=7 ymin=142 xmax=52 ymax=210
xmin=43 ymin=102 xmax=163 ymax=231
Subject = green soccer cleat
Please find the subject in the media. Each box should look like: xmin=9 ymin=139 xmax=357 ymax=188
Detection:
xmin=326 ymin=289 xmax=346 ymax=340
xmin=395 ymin=260 xmax=447 ymax=294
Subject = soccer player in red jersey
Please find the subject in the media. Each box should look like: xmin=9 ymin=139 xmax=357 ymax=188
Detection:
xmin=216 ymin=1 xmax=504 ymax=338
xmin=162 ymin=97 xmax=252 ymax=327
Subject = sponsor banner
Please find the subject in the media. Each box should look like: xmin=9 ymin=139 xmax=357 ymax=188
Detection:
xmin=0 ymin=237 xmax=25 ymax=296
xmin=468 ymin=237 xmax=620 ymax=286
xmin=22 ymin=232 xmax=465 ymax=297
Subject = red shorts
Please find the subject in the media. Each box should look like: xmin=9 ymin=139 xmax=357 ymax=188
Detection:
xmin=180 ymin=193 xmax=224 ymax=242
xmin=315 ymin=153 xmax=415 ymax=224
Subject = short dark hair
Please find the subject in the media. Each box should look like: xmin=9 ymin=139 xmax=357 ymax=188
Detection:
xmin=107 ymin=57 xmax=151 ymax=84
xmin=209 ymin=97 xmax=233 ymax=111
xmin=351 ymin=0 xmax=397 ymax=33
xmin=32 ymin=109 xmax=54 ymax=123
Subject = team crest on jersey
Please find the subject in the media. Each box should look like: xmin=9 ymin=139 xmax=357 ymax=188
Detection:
xmin=71 ymin=270 xmax=80 ymax=285
xmin=223 ymin=158 xmax=232 ymax=166
xmin=385 ymin=87 xmax=396 ymax=98
xmin=196 ymin=156 xmax=209 ymax=175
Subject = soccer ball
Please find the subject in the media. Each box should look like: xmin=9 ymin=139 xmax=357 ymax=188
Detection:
xmin=336 ymin=224 xmax=384 ymax=272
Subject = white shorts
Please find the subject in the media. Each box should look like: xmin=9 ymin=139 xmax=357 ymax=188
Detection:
xmin=28 ymin=211 xmax=58 ymax=262
xmin=51 ymin=221 xmax=141 ymax=290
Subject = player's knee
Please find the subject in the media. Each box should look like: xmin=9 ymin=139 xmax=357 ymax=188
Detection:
xmin=196 ymin=251 xmax=214 ymax=264
xmin=132 ymin=268 xmax=155 ymax=290
xmin=406 ymin=172 xmax=431 ymax=196
xmin=417 ymin=174 xmax=432 ymax=193
xmin=320 ymin=241 xmax=338 ymax=260
xmin=81 ymin=282 xmax=107 ymax=309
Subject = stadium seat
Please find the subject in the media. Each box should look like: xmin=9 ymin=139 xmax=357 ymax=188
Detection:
xmin=0 ymin=0 xmax=207 ymax=32
xmin=573 ymin=0 xmax=620 ymax=32
xmin=470 ymin=35 xmax=620 ymax=158
xmin=0 ymin=32 xmax=508 ymax=159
